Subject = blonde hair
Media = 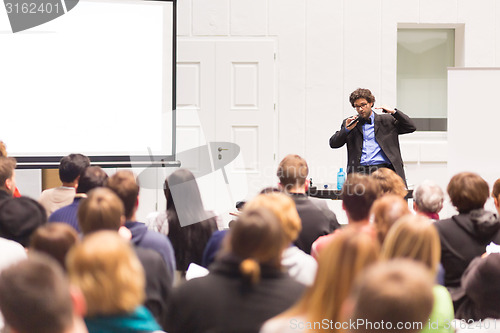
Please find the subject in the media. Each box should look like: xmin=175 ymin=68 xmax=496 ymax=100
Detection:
xmin=225 ymin=207 xmax=287 ymax=285
xmin=381 ymin=215 xmax=441 ymax=276
xmin=371 ymin=194 xmax=411 ymax=245
xmin=244 ymin=192 xmax=301 ymax=242
xmin=78 ymin=187 xmax=125 ymax=235
xmin=284 ymin=228 xmax=379 ymax=332
xmin=66 ymin=231 xmax=145 ymax=316
xmin=371 ymin=168 xmax=408 ymax=198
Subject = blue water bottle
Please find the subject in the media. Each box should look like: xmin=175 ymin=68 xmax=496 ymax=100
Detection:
xmin=337 ymin=168 xmax=346 ymax=190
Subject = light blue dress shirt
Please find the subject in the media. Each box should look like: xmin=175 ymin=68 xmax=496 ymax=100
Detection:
xmin=359 ymin=111 xmax=391 ymax=166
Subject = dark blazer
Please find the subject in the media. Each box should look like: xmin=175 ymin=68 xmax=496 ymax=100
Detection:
xmin=329 ymin=109 xmax=416 ymax=183
xmin=290 ymin=193 xmax=340 ymax=255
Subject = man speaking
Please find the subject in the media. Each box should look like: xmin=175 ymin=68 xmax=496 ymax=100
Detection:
xmin=329 ymin=88 xmax=416 ymax=184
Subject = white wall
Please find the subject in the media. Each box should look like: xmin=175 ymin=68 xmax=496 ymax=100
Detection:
xmin=177 ymin=0 xmax=500 ymax=219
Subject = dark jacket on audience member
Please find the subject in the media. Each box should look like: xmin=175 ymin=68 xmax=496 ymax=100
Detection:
xmin=290 ymin=193 xmax=340 ymax=254
xmin=456 ymin=254 xmax=500 ymax=321
xmin=165 ymin=255 xmax=306 ymax=333
xmin=435 ymin=209 xmax=500 ymax=302
xmin=126 ymin=221 xmax=177 ymax=277
xmin=135 ymin=246 xmax=172 ymax=330
xmin=48 ymin=197 xmax=84 ymax=232
xmin=0 ymin=189 xmax=10 ymax=203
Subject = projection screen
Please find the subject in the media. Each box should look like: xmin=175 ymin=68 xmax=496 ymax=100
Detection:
xmin=0 ymin=0 xmax=176 ymax=168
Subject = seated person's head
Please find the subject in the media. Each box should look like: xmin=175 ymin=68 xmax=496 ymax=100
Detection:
xmin=77 ymin=187 xmax=125 ymax=235
xmin=277 ymin=154 xmax=308 ymax=192
xmin=344 ymin=259 xmax=434 ymax=333
xmin=371 ymin=194 xmax=411 ymax=245
xmin=30 ymin=223 xmax=79 ymax=270
xmin=0 ymin=197 xmax=47 ymax=247
xmin=381 ymin=215 xmax=441 ymax=277
xmin=76 ymin=166 xmax=108 ymax=194
xmin=66 ymin=231 xmax=145 ymax=316
xmin=244 ymin=192 xmax=301 ymax=244
xmin=0 ymin=253 xmax=85 ymax=333
xmin=342 ymin=173 xmax=380 ymax=223
xmin=106 ymin=170 xmax=139 ymax=220
xmin=0 ymin=156 xmax=17 ymax=196
xmin=59 ymin=154 xmax=90 ymax=185
xmin=224 ymin=207 xmax=287 ymax=284
xmin=164 ymin=168 xmax=212 ymax=227
xmin=448 ymin=172 xmax=489 ymax=214
xmin=0 ymin=141 xmax=7 ymax=157
xmin=371 ymin=168 xmax=407 ymax=198
xmin=413 ymin=180 xmax=444 ymax=217
xmin=492 ymin=179 xmax=500 ymax=215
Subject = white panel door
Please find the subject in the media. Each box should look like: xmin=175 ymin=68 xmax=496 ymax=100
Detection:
xmin=175 ymin=40 xmax=217 ymax=212
xmin=214 ymin=41 xmax=276 ymax=208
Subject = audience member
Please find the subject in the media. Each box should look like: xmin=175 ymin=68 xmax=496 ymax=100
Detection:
xmin=0 ymin=156 xmax=17 ymax=203
xmin=78 ymin=187 xmax=172 ymax=329
xmin=455 ymin=253 xmax=500 ymax=321
xmin=371 ymin=194 xmax=411 ymax=245
xmin=0 ymin=197 xmax=46 ymax=247
xmin=147 ymin=169 xmax=218 ymax=273
xmin=434 ymin=172 xmax=500 ymax=308
xmin=371 ymin=167 xmax=408 ymax=198
xmin=106 ymin=170 xmax=176 ymax=276
xmin=0 ymin=237 xmax=26 ymax=272
xmin=261 ymin=228 xmax=379 ymax=333
xmin=0 ymin=253 xmax=88 ymax=333
xmin=311 ymin=173 xmax=380 ymax=258
xmin=343 ymin=259 xmax=434 ymax=333
xmin=48 ymin=166 xmax=108 ymax=232
xmin=414 ymin=180 xmax=445 ymax=220
xmin=67 ymin=231 xmax=161 ymax=333
xmin=277 ymin=154 xmax=340 ymax=254
xmin=0 ymin=142 xmax=20 ymax=197
xmin=30 ymin=223 xmax=79 ymax=270
xmin=381 ymin=215 xmax=454 ymax=333
xmin=39 ymin=153 xmax=90 ymax=216
xmin=166 ymin=207 xmax=306 ymax=333
xmin=244 ymin=192 xmax=317 ymax=286
xmin=0 ymin=235 xmax=27 ymax=330
xmin=492 ymin=178 xmax=500 ymax=216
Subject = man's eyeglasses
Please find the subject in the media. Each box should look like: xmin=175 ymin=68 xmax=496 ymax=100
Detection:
xmin=354 ymin=103 xmax=368 ymax=110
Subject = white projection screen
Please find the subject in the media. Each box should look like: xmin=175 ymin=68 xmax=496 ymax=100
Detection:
xmin=0 ymin=0 xmax=176 ymax=168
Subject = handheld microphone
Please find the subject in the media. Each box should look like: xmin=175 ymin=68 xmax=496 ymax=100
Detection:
xmin=347 ymin=116 xmax=360 ymax=127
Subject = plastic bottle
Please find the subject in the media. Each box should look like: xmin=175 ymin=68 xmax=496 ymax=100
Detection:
xmin=337 ymin=168 xmax=346 ymax=190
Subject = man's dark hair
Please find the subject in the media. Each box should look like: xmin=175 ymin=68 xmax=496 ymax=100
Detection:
xmin=349 ymin=88 xmax=375 ymax=107
xmin=342 ymin=173 xmax=380 ymax=222
xmin=76 ymin=166 xmax=108 ymax=194
xmin=0 ymin=253 xmax=74 ymax=333
xmin=106 ymin=170 xmax=139 ymax=220
xmin=0 ymin=197 xmax=47 ymax=247
xmin=59 ymin=154 xmax=90 ymax=183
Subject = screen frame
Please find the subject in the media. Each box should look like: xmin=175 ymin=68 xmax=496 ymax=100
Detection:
xmin=11 ymin=0 xmax=178 ymax=169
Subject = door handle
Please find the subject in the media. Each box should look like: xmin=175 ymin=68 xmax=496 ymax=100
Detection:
xmin=218 ymin=147 xmax=229 ymax=152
